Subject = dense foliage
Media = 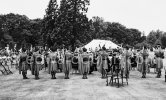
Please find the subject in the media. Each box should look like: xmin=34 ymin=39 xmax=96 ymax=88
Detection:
xmin=146 ymin=30 xmax=166 ymax=48
xmin=0 ymin=0 xmax=166 ymax=50
xmin=42 ymin=0 xmax=91 ymax=51
xmin=0 ymin=13 xmax=42 ymax=49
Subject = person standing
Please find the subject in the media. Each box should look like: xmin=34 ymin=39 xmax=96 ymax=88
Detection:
xmin=155 ymin=44 xmax=164 ymax=78
xmin=123 ymin=46 xmax=131 ymax=78
xmin=136 ymin=51 xmax=143 ymax=72
xmin=33 ymin=47 xmax=42 ymax=80
xmin=26 ymin=49 xmax=34 ymax=75
xmin=49 ymin=47 xmax=58 ymax=79
xmin=19 ymin=47 xmax=29 ymax=79
xmin=63 ymin=50 xmax=73 ymax=79
xmin=97 ymin=46 xmax=109 ymax=79
xmin=111 ymin=52 xmax=120 ymax=74
xmin=141 ymin=46 xmax=149 ymax=78
xmin=72 ymin=52 xmax=79 ymax=74
xmin=57 ymin=50 xmax=63 ymax=72
xmin=131 ymin=53 xmax=137 ymax=70
xmin=79 ymin=48 xmax=90 ymax=79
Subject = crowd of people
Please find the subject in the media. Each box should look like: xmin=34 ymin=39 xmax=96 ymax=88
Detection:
xmin=0 ymin=44 xmax=165 ymax=82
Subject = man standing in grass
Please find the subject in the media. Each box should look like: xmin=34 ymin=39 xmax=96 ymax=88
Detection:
xmin=155 ymin=44 xmax=164 ymax=78
xmin=19 ymin=47 xmax=29 ymax=79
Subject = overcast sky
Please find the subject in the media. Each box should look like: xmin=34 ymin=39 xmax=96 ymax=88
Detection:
xmin=0 ymin=0 xmax=166 ymax=35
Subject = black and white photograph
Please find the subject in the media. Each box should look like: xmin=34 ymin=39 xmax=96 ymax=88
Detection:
xmin=0 ymin=0 xmax=166 ymax=100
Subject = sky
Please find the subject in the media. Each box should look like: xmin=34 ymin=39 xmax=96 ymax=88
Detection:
xmin=0 ymin=0 xmax=166 ymax=35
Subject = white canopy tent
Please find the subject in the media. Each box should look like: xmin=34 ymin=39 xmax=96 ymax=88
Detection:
xmin=84 ymin=39 xmax=120 ymax=51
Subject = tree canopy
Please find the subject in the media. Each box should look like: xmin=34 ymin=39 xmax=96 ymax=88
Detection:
xmin=0 ymin=0 xmax=166 ymax=50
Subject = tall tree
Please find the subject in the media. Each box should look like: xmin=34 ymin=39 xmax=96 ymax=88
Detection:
xmin=42 ymin=0 xmax=59 ymax=47
xmin=28 ymin=19 xmax=43 ymax=46
xmin=91 ymin=16 xmax=106 ymax=39
xmin=52 ymin=0 xmax=90 ymax=50
xmin=161 ymin=32 xmax=166 ymax=48
xmin=147 ymin=30 xmax=163 ymax=46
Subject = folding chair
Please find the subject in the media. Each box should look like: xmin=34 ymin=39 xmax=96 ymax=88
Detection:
xmin=0 ymin=61 xmax=13 ymax=75
xmin=106 ymin=62 xmax=128 ymax=88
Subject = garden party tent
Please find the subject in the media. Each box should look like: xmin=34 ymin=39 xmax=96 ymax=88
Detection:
xmin=84 ymin=39 xmax=120 ymax=51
